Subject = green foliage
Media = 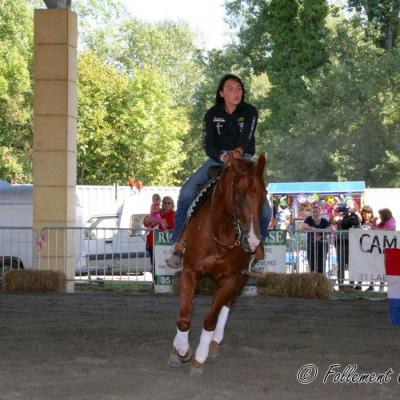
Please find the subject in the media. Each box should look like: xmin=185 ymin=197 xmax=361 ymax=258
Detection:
xmin=73 ymin=0 xmax=202 ymax=184
xmin=77 ymin=51 xmax=187 ymax=185
xmin=347 ymin=0 xmax=400 ymax=50
xmin=0 ymin=0 xmax=33 ymax=182
xmin=0 ymin=147 xmax=25 ymax=183
xmin=2 ymin=0 xmax=400 ymax=189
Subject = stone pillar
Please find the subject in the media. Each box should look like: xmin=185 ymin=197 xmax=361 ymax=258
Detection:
xmin=33 ymin=9 xmax=77 ymax=293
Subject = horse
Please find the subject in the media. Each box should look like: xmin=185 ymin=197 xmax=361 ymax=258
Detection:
xmin=168 ymin=152 xmax=267 ymax=375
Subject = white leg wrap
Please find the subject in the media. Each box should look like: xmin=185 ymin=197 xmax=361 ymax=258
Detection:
xmin=173 ymin=328 xmax=190 ymax=356
xmin=195 ymin=328 xmax=215 ymax=363
xmin=212 ymin=305 xmax=230 ymax=344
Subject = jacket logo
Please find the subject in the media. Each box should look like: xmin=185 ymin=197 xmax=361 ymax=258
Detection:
xmin=213 ymin=117 xmax=225 ymax=135
xmin=238 ymin=117 xmax=245 ymax=133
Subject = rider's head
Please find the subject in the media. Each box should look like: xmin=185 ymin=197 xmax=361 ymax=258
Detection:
xmin=215 ymin=74 xmax=245 ymax=105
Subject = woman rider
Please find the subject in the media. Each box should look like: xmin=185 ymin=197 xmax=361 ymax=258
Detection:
xmin=167 ymin=74 xmax=272 ymax=267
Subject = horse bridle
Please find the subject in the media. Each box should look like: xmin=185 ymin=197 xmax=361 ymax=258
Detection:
xmin=209 ymin=168 xmax=248 ymax=251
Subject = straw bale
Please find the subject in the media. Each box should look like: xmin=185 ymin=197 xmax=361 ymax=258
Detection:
xmin=257 ymin=272 xmax=332 ymax=300
xmin=2 ymin=270 xmax=66 ymax=292
xmin=256 ymin=272 xmax=288 ymax=298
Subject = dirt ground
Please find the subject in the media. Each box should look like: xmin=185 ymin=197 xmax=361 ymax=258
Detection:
xmin=0 ymin=291 xmax=399 ymax=400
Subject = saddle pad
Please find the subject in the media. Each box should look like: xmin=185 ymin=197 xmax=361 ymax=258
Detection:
xmin=186 ymin=175 xmax=220 ymax=220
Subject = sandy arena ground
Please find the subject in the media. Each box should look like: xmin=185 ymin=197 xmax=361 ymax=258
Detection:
xmin=0 ymin=292 xmax=399 ymax=400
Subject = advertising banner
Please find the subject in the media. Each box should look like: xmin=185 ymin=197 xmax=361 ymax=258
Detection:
xmin=153 ymin=229 xmax=177 ymax=293
xmin=242 ymin=230 xmax=287 ymax=297
xmin=349 ymin=229 xmax=399 ymax=281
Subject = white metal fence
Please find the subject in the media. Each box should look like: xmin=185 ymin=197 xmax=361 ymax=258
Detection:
xmin=0 ymin=226 xmax=153 ymax=284
xmin=0 ymin=226 xmax=387 ymax=291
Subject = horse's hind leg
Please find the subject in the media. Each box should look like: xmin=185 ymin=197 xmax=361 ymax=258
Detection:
xmin=209 ymin=274 xmax=249 ymax=362
xmin=168 ymin=269 xmax=196 ymax=368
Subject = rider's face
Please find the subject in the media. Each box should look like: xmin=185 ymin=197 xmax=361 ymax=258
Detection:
xmin=219 ymin=79 xmax=243 ymax=111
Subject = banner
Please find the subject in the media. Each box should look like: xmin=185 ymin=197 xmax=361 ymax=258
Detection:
xmin=153 ymin=229 xmax=177 ymax=293
xmin=349 ymin=229 xmax=399 ymax=281
xmin=242 ymin=230 xmax=287 ymax=296
xmin=258 ymin=229 xmax=287 ymax=274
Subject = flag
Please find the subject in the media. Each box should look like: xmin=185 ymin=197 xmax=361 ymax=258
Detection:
xmin=383 ymin=248 xmax=400 ymax=325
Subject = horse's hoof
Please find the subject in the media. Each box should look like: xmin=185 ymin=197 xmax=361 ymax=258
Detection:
xmin=190 ymin=360 xmax=204 ymax=376
xmin=167 ymin=348 xmax=192 ymax=368
xmin=207 ymin=340 xmax=220 ymax=364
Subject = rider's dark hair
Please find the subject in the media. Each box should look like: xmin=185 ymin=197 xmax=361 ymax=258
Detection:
xmin=215 ymin=74 xmax=245 ymax=105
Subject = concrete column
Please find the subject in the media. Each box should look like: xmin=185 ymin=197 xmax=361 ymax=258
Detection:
xmin=33 ymin=9 xmax=77 ymax=292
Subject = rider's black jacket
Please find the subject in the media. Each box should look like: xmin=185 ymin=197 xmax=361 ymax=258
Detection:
xmin=202 ymin=101 xmax=258 ymax=162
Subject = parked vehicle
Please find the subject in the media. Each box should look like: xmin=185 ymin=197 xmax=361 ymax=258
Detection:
xmin=0 ymin=180 xmax=179 ymax=280
xmin=0 ymin=180 xmax=83 ymax=279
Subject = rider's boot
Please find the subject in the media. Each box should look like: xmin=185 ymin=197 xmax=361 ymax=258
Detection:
xmin=167 ymin=241 xmax=184 ymax=268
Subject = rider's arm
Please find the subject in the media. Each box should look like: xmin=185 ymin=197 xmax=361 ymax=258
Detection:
xmin=203 ymin=109 xmax=224 ymax=162
xmin=237 ymin=104 xmax=257 ymax=157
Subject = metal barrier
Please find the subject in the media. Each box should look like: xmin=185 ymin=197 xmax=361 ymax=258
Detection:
xmin=0 ymin=226 xmax=153 ymax=284
xmin=0 ymin=227 xmax=35 ymax=280
xmin=0 ymin=226 xmax=387 ymax=291
xmin=287 ymin=229 xmax=385 ymax=291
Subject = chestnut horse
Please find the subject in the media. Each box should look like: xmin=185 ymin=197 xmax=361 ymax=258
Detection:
xmin=168 ymin=153 xmax=267 ymax=375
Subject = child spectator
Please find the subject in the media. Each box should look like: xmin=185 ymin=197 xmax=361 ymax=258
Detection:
xmin=150 ymin=193 xmax=166 ymax=228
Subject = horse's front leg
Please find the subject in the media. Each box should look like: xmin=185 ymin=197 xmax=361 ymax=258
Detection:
xmin=191 ymin=275 xmax=242 ymax=375
xmin=168 ymin=269 xmax=197 ymax=367
xmin=209 ymin=273 xmax=249 ymax=362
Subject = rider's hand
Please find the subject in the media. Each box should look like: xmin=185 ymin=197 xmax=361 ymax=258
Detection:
xmin=232 ymin=147 xmax=244 ymax=159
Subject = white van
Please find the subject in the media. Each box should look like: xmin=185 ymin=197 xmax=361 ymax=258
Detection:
xmin=0 ymin=180 xmax=84 ymax=279
xmin=77 ymin=188 xmax=179 ymax=276
xmin=0 ymin=181 xmax=179 ymax=279
xmin=0 ymin=181 xmax=35 ymax=276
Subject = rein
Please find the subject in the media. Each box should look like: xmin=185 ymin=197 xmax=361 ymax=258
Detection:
xmin=209 ymin=169 xmax=243 ymax=250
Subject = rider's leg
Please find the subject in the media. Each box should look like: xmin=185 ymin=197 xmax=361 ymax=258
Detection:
xmin=255 ymin=200 xmax=272 ymax=261
xmin=171 ymin=158 xmax=222 ymax=243
xmin=168 ymin=159 xmax=223 ymax=267
xmin=260 ymin=199 xmax=272 ymax=241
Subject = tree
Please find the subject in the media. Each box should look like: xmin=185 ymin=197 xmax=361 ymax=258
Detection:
xmin=77 ymin=51 xmax=187 ymax=185
xmin=226 ymin=0 xmax=330 ymax=181
xmin=287 ymin=18 xmax=400 ymax=186
xmin=0 ymin=0 xmax=33 ymax=182
xmin=347 ymin=0 xmax=400 ymax=50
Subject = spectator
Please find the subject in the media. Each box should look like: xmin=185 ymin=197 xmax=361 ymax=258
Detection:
xmin=331 ymin=204 xmax=361 ymax=290
xmin=354 ymin=206 xmax=375 ymax=290
xmin=149 ymin=193 xmax=167 ymax=228
xmin=144 ymin=196 xmax=175 ymax=267
xmin=373 ymin=208 xmax=396 ymax=230
xmin=301 ymin=205 xmax=332 ymax=274
xmin=361 ymin=205 xmax=374 ymax=229
xmin=372 ymin=208 xmax=396 ymax=292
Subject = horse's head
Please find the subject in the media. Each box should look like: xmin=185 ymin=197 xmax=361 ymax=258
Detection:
xmin=221 ymin=153 xmax=267 ymax=253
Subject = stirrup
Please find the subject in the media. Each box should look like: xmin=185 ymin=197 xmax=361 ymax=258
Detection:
xmin=241 ymin=254 xmax=257 ymax=275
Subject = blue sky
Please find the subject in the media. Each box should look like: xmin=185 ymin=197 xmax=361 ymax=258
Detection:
xmin=121 ymin=0 xmax=228 ymax=49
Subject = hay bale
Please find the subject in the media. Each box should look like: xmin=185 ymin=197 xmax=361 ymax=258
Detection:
xmin=257 ymin=272 xmax=332 ymax=300
xmin=171 ymin=271 xmax=333 ymax=300
xmin=2 ymin=269 xmax=66 ymax=292
xmin=172 ymin=271 xmax=216 ymax=295
xmin=256 ymin=272 xmax=288 ymax=298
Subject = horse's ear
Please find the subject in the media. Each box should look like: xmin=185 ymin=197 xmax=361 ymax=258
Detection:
xmin=256 ymin=153 xmax=266 ymax=176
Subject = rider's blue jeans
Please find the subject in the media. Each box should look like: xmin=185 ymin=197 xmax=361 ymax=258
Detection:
xmin=171 ymin=158 xmax=272 ymax=243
